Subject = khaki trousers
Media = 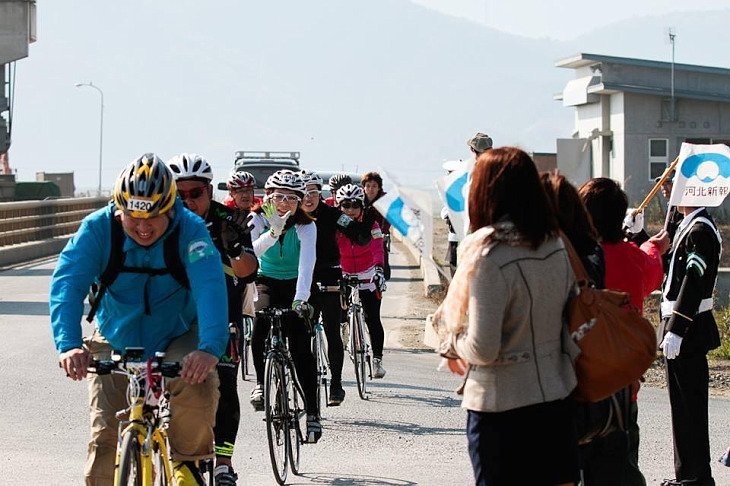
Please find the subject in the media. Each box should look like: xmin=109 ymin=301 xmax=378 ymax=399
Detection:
xmin=83 ymin=328 xmax=220 ymax=486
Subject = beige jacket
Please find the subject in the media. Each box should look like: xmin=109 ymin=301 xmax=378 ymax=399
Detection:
xmin=453 ymin=236 xmax=577 ymax=413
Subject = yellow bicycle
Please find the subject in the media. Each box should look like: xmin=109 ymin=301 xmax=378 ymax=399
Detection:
xmin=90 ymin=347 xmax=212 ymax=486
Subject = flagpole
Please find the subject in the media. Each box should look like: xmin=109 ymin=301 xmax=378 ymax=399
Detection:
xmin=634 ymin=155 xmax=680 ymax=216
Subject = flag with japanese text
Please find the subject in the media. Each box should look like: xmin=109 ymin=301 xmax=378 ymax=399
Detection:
xmin=669 ymin=143 xmax=730 ymax=208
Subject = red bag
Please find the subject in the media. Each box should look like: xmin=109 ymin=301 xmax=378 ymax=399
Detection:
xmin=562 ymin=235 xmax=657 ymax=402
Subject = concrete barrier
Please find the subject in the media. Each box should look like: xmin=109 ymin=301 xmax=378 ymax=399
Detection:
xmin=0 ymin=197 xmax=107 ymax=268
xmin=0 ymin=237 xmax=71 ymax=267
xmin=391 ymin=229 xmax=444 ymax=297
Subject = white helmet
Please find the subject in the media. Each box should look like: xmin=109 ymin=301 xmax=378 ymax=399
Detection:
xmin=298 ymin=170 xmax=323 ymax=188
xmin=336 ymin=183 xmax=365 ymax=205
xmin=166 ymin=153 xmax=214 ymax=181
xmin=227 ymin=169 xmax=256 ymax=189
xmin=265 ymin=169 xmax=306 ymax=197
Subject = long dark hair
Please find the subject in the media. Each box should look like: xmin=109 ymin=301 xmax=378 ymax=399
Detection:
xmin=578 ymin=178 xmax=627 ymax=244
xmin=469 ymin=147 xmax=557 ymax=248
xmin=540 ymin=171 xmax=599 ymax=254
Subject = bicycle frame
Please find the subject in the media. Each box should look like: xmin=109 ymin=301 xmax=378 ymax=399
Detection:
xmin=89 ymin=351 xmax=179 ymax=486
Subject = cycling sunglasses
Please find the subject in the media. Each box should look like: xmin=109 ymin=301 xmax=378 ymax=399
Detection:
xmin=178 ymin=186 xmax=207 ymax=201
xmin=340 ymin=200 xmax=363 ymax=209
xmin=269 ymin=192 xmax=301 ymax=204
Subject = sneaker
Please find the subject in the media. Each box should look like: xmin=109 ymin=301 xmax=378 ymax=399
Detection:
xmin=373 ymin=357 xmax=386 ymax=379
xmin=250 ymin=384 xmax=264 ymax=411
xmin=329 ymin=383 xmax=346 ymax=406
xmin=306 ymin=414 xmax=322 ymax=444
xmin=214 ymin=465 xmax=238 ymax=486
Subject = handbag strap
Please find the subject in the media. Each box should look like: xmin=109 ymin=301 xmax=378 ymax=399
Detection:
xmin=558 ymin=231 xmax=591 ymax=284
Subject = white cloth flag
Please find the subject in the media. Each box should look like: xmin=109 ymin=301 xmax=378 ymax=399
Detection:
xmin=435 ymin=160 xmax=474 ymax=240
xmin=372 ymin=187 xmax=432 ymax=259
xmin=669 ymin=143 xmax=730 ymax=208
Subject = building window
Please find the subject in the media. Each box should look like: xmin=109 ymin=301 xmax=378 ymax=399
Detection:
xmin=649 ymin=138 xmax=668 ymax=180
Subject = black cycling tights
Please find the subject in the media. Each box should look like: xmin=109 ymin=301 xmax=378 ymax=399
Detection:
xmin=252 ymin=277 xmax=318 ymax=416
xmin=214 ymin=327 xmax=242 ymax=459
xmin=360 ymin=289 xmax=384 ymax=359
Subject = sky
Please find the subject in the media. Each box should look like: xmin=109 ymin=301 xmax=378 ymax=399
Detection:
xmin=411 ymin=0 xmax=730 ymax=40
xmin=4 ymin=1 xmax=730 ymax=194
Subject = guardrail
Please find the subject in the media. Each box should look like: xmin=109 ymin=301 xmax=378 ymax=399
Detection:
xmin=0 ymin=197 xmax=108 ymax=267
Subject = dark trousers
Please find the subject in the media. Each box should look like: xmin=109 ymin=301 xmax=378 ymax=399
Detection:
xmin=252 ymin=277 xmax=318 ymax=416
xmin=214 ymin=321 xmax=242 ymax=458
xmin=360 ymin=289 xmax=384 ymax=359
xmin=666 ymin=354 xmax=713 ymax=482
xmin=626 ymin=400 xmax=647 ymax=486
xmin=466 ymin=399 xmax=580 ymax=486
xmin=579 ymin=430 xmax=630 ymax=486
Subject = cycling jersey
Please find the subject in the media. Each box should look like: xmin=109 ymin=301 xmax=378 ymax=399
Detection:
xmin=337 ymin=220 xmax=384 ymax=274
xmin=50 ymin=199 xmax=229 ymax=358
xmin=310 ymin=202 xmax=373 ymax=274
xmin=251 ymin=215 xmax=317 ymax=302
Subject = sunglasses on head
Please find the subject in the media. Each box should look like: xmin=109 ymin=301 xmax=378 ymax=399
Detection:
xmin=178 ymin=187 xmax=207 ymax=201
xmin=340 ymin=200 xmax=362 ymax=209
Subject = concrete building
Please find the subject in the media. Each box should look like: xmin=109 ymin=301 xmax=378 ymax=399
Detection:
xmin=555 ymin=53 xmax=730 ymax=209
xmin=36 ymin=172 xmax=74 ymax=197
xmin=1 ymin=0 xmax=37 ymax=154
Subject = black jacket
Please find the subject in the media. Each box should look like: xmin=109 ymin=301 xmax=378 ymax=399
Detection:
xmin=660 ymin=208 xmax=721 ymax=353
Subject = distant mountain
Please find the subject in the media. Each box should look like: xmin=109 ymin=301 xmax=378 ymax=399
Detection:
xmin=9 ymin=2 xmax=730 ymax=191
xmin=568 ymin=9 xmax=730 ymax=68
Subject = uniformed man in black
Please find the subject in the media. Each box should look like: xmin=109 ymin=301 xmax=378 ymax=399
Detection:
xmin=659 ymin=205 xmax=722 ymax=486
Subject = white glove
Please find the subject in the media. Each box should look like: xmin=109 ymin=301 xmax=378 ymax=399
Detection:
xmin=660 ymin=331 xmax=683 ymax=360
xmin=261 ymin=200 xmax=291 ymax=238
xmin=623 ymin=209 xmax=644 ymax=234
xmin=373 ymin=265 xmax=387 ymax=293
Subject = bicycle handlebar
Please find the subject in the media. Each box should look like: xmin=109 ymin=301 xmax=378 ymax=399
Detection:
xmin=88 ymin=359 xmax=182 ymax=378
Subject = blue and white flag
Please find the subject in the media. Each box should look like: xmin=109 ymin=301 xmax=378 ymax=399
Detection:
xmin=373 ymin=186 xmax=432 ymax=259
xmin=435 ymin=161 xmax=472 ymax=240
xmin=669 ymin=143 xmax=730 ymax=208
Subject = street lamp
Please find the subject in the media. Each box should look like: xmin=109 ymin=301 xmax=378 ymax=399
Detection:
xmin=75 ymin=82 xmax=104 ymax=197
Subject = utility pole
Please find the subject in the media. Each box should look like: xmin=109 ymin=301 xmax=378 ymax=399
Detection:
xmin=668 ymin=28 xmax=676 ymax=121
xmin=75 ymin=82 xmax=104 ymax=196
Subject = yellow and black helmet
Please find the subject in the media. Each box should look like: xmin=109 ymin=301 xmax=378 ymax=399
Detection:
xmin=113 ymin=153 xmax=177 ymax=218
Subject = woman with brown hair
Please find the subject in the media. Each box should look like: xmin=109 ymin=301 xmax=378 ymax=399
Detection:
xmin=579 ymin=177 xmax=669 ymax=486
xmin=438 ymin=148 xmax=580 ymax=485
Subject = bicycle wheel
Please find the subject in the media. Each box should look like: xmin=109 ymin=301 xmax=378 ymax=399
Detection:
xmin=241 ymin=337 xmax=250 ymax=380
xmin=288 ymin=368 xmax=305 ymax=475
xmin=264 ymin=356 xmax=289 ymax=485
xmin=241 ymin=317 xmax=252 ymax=380
xmin=116 ymin=429 xmax=143 ymax=486
xmin=351 ymin=311 xmax=368 ymax=399
xmin=312 ymin=329 xmax=328 ymax=413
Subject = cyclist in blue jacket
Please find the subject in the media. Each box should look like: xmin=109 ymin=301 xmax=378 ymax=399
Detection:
xmin=50 ymin=154 xmax=229 ymax=486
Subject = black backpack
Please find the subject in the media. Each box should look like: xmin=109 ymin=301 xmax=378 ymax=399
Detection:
xmin=86 ymin=217 xmax=190 ymax=322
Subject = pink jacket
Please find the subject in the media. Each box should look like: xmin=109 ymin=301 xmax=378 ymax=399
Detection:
xmin=337 ymin=220 xmax=384 ymax=273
